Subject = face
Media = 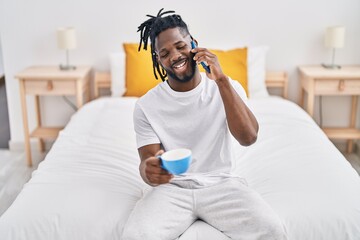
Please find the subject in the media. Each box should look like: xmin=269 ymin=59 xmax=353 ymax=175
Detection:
xmin=154 ymin=28 xmax=197 ymax=83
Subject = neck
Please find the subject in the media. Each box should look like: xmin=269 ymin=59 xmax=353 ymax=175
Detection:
xmin=167 ymin=71 xmax=201 ymax=92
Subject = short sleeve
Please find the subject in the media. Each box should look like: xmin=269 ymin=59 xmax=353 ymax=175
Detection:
xmin=133 ymin=102 xmax=160 ymax=148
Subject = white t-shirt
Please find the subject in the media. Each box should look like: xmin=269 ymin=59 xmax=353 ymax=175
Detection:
xmin=133 ymin=73 xmax=248 ymax=185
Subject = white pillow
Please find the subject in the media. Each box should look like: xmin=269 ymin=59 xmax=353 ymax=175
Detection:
xmin=109 ymin=46 xmax=269 ymax=98
xmin=247 ymin=46 xmax=269 ymax=98
xmin=109 ymin=52 xmax=126 ymax=97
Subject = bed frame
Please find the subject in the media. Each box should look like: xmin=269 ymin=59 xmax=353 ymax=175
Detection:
xmin=93 ymin=71 xmax=288 ymax=99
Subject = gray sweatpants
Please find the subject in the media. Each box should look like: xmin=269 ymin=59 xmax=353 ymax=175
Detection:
xmin=121 ymin=177 xmax=287 ymax=240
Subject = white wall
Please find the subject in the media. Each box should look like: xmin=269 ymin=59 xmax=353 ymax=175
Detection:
xmin=0 ymin=0 xmax=359 ymax=148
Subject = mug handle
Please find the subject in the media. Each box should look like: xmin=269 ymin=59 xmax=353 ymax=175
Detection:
xmin=157 ymin=155 xmax=167 ymax=171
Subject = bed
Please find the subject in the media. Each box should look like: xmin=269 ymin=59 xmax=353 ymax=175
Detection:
xmin=1 ymin=46 xmax=360 ymax=240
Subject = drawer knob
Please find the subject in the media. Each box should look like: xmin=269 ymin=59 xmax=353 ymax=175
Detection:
xmin=47 ymin=81 xmax=53 ymax=91
xmin=338 ymin=80 xmax=345 ymax=91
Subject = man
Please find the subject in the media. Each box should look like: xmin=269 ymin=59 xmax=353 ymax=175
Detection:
xmin=122 ymin=8 xmax=287 ymax=240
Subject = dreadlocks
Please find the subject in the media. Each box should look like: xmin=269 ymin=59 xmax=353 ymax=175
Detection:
xmin=137 ymin=8 xmax=191 ymax=81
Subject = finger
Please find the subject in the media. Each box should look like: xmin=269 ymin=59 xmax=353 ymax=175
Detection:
xmin=145 ymin=149 xmax=164 ymax=167
xmin=191 ymin=47 xmax=208 ymax=53
xmin=193 ymin=52 xmax=215 ymax=62
xmin=148 ymin=173 xmax=173 ymax=185
xmin=195 ymin=55 xmax=213 ymax=64
xmin=145 ymin=158 xmax=172 ymax=173
xmin=147 ymin=175 xmax=160 ymax=185
xmin=146 ymin=164 xmax=169 ymax=175
xmin=158 ymin=174 xmax=174 ymax=184
xmin=192 ymin=48 xmax=215 ymax=58
xmin=146 ymin=156 xmax=162 ymax=167
xmin=151 ymin=174 xmax=173 ymax=185
xmin=195 ymin=56 xmax=216 ymax=67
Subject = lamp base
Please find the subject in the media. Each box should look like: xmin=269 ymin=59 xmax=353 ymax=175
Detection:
xmin=59 ymin=64 xmax=76 ymax=71
xmin=321 ymin=63 xmax=341 ymax=69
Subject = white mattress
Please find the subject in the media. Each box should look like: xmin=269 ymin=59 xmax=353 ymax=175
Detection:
xmin=1 ymin=96 xmax=360 ymax=240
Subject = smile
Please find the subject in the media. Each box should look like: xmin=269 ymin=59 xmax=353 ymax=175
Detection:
xmin=172 ymin=59 xmax=187 ymax=70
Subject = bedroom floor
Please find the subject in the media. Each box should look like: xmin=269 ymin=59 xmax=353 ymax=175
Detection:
xmin=0 ymin=150 xmax=45 ymax=216
xmin=0 ymin=148 xmax=360 ymax=217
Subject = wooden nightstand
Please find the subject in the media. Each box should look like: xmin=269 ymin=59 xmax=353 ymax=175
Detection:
xmin=265 ymin=71 xmax=288 ymax=99
xmin=16 ymin=66 xmax=92 ymax=166
xmin=298 ymin=65 xmax=360 ymax=153
xmin=93 ymin=71 xmax=111 ymax=98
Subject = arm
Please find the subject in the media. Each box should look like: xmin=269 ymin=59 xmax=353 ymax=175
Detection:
xmin=191 ymin=47 xmax=259 ymax=146
xmin=138 ymin=144 xmax=173 ymax=186
xmin=133 ymin=103 xmax=173 ymax=186
xmin=215 ymin=77 xmax=258 ymax=146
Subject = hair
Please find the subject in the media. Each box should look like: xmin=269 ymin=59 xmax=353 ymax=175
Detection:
xmin=137 ymin=8 xmax=191 ymax=81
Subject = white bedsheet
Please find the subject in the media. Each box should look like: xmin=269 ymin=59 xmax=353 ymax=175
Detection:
xmin=1 ymin=96 xmax=360 ymax=240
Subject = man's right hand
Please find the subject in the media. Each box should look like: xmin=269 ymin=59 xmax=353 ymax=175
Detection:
xmin=140 ymin=149 xmax=173 ymax=186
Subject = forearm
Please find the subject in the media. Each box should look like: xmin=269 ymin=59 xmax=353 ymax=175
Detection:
xmin=216 ymin=76 xmax=259 ymax=146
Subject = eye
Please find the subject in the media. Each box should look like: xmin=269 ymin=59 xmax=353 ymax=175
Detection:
xmin=160 ymin=52 xmax=169 ymax=58
xmin=177 ymin=45 xmax=186 ymax=50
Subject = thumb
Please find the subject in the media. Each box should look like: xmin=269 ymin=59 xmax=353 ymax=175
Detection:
xmin=155 ymin=149 xmax=164 ymax=157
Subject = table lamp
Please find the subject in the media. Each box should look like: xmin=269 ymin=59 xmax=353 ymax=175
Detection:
xmin=322 ymin=26 xmax=345 ymax=69
xmin=57 ymin=27 xmax=77 ymax=70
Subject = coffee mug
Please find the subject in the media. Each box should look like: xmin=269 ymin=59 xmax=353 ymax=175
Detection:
xmin=159 ymin=148 xmax=192 ymax=175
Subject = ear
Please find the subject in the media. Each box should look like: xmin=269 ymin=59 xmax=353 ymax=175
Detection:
xmin=153 ymin=52 xmax=159 ymax=63
xmin=156 ymin=57 xmax=166 ymax=72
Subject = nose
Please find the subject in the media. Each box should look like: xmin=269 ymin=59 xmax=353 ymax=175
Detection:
xmin=169 ymin=50 xmax=182 ymax=63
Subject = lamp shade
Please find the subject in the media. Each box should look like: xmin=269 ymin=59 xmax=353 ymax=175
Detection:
xmin=57 ymin=27 xmax=77 ymax=50
xmin=324 ymin=26 xmax=345 ymax=48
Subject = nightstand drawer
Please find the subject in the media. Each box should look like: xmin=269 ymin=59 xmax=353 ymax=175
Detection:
xmin=24 ymin=80 xmax=76 ymax=95
xmin=315 ymin=79 xmax=360 ymax=95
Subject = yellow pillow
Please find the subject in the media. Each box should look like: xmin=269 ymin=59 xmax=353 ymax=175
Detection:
xmin=123 ymin=43 xmax=248 ymax=96
xmin=123 ymin=43 xmax=159 ymax=97
xmin=199 ymin=48 xmax=248 ymax=96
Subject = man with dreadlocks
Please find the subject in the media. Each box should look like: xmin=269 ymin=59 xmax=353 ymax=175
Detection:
xmin=121 ymin=8 xmax=287 ymax=240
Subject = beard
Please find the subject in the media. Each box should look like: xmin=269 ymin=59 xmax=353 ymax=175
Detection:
xmin=164 ymin=57 xmax=197 ymax=83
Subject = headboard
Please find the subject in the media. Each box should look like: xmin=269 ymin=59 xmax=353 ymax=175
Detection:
xmin=93 ymin=71 xmax=288 ymax=99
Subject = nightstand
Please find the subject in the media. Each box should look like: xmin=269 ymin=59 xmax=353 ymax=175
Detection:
xmin=265 ymin=72 xmax=288 ymax=99
xmin=93 ymin=71 xmax=111 ymax=98
xmin=16 ymin=66 xmax=92 ymax=166
xmin=298 ymin=65 xmax=360 ymax=153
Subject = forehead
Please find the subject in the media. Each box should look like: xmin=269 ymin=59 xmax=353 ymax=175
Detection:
xmin=154 ymin=28 xmax=189 ymax=51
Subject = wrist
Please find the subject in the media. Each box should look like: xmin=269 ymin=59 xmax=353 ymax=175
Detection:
xmin=215 ymin=75 xmax=229 ymax=86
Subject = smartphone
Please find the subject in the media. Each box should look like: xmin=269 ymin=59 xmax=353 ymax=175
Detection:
xmin=191 ymin=41 xmax=211 ymax=73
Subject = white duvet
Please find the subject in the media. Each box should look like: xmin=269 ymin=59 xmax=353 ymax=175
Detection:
xmin=1 ymin=96 xmax=360 ymax=240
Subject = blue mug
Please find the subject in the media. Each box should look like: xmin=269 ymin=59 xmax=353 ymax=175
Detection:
xmin=159 ymin=148 xmax=192 ymax=175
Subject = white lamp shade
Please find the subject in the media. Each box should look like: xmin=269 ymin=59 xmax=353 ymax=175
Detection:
xmin=57 ymin=27 xmax=77 ymax=50
xmin=325 ymin=26 xmax=345 ymax=48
